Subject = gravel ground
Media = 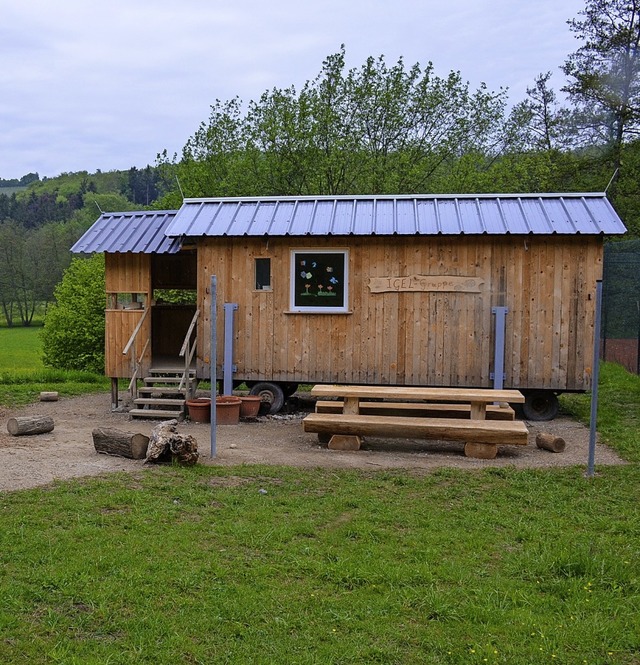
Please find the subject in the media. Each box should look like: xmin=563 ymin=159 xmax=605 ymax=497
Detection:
xmin=0 ymin=392 xmax=626 ymax=492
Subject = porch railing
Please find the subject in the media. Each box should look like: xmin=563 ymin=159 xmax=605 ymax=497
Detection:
xmin=122 ymin=307 xmax=151 ymax=400
xmin=179 ymin=308 xmax=200 ymax=399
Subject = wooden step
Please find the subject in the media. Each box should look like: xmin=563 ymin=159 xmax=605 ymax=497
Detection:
xmin=129 ymin=408 xmax=185 ymax=420
xmin=148 ymin=368 xmax=196 ymax=377
xmin=134 ymin=397 xmax=186 ymax=407
xmin=138 ymin=386 xmax=188 ymax=396
xmin=143 ymin=376 xmax=186 ymax=385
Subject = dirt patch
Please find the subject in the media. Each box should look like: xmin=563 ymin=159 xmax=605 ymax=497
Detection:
xmin=0 ymin=392 xmax=626 ymax=492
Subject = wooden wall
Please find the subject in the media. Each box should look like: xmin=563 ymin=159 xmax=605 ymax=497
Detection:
xmin=196 ymin=235 xmax=603 ymax=392
xmin=105 ymin=309 xmax=151 ymax=377
xmin=105 ymin=253 xmax=152 ymax=378
xmin=106 ymin=253 xmax=150 ymax=293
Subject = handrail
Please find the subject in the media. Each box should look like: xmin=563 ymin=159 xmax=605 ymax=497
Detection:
xmin=122 ymin=307 xmax=150 ymax=355
xmin=128 ymin=337 xmax=150 ymax=394
xmin=121 ymin=307 xmax=150 ymax=401
xmin=179 ymin=309 xmax=200 ymax=398
xmin=179 ymin=309 xmax=200 ymax=357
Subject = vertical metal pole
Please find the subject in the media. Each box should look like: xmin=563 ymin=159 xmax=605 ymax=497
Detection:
xmin=210 ymin=276 xmax=217 ymax=459
xmin=223 ymin=303 xmax=238 ymax=396
xmin=587 ymin=280 xmax=603 ymax=478
xmin=601 ymin=261 xmax=608 ymax=362
xmin=636 ymin=301 xmax=640 ymax=375
xmin=492 ymin=307 xmax=508 ymax=390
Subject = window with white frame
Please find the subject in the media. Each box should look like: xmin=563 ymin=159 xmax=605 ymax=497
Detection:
xmin=290 ymin=249 xmax=348 ymax=313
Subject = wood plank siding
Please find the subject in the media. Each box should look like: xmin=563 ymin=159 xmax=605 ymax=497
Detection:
xmin=105 ymin=253 xmax=152 ymax=377
xmin=105 ymin=309 xmax=151 ymax=377
xmin=105 ymin=253 xmax=150 ymax=293
xmin=196 ymin=235 xmax=603 ymax=392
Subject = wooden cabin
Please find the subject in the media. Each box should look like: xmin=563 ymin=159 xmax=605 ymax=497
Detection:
xmin=71 ymin=193 xmax=626 ymax=420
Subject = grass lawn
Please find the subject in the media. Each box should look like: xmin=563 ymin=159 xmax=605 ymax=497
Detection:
xmin=0 ymin=326 xmax=109 ymax=406
xmin=0 ymin=326 xmax=45 ymax=371
xmin=0 ymin=464 xmax=638 ymax=664
xmin=0 ymin=335 xmax=639 ymax=662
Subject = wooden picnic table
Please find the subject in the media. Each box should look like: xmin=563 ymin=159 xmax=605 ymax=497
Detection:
xmin=304 ymin=385 xmax=528 ymax=459
xmin=310 ymin=385 xmax=525 ymax=420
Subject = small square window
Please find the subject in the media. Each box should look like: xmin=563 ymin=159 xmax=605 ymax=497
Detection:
xmin=290 ymin=250 xmax=348 ymax=313
xmin=255 ymin=258 xmax=271 ymax=290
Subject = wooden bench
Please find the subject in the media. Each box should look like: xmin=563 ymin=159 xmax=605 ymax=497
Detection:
xmin=303 ymin=412 xmax=528 ymax=459
xmin=315 ymin=400 xmax=516 ymax=420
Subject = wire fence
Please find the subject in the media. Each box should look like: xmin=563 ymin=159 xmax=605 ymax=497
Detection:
xmin=602 ymin=239 xmax=640 ymax=374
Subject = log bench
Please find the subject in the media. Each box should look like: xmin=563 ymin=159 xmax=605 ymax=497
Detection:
xmin=315 ymin=400 xmax=515 ymax=420
xmin=303 ymin=412 xmax=529 ymax=459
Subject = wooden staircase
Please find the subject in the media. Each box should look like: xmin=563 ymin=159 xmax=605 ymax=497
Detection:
xmin=129 ymin=367 xmax=197 ymax=420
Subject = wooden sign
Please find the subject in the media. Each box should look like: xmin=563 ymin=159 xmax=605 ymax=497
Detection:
xmin=369 ymin=275 xmax=484 ymax=294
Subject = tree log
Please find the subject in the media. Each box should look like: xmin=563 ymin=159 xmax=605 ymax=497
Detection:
xmin=328 ymin=434 xmax=362 ymax=450
xmin=92 ymin=427 xmax=149 ymax=459
xmin=464 ymin=442 xmax=498 ymax=459
xmin=144 ymin=420 xmax=199 ymax=465
xmin=39 ymin=391 xmax=59 ymax=402
xmin=535 ymin=433 xmax=566 ymax=453
xmin=7 ymin=416 xmax=55 ymax=436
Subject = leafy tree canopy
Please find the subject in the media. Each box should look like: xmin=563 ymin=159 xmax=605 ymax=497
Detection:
xmin=40 ymin=254 xmax=106 ymax=373
xmin=563 ymin=0 xmax=640 ymax=172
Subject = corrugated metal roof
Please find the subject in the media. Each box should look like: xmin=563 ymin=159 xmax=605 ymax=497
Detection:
xmin=71 ymin=210 xmax=182 ymax=254
xmin=165 ymin=193 xmax=626 ymax=237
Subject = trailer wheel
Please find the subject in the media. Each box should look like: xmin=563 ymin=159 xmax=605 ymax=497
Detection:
xmin=522 ymin=391 xmax=559 ymax=421
xmin=249 ymin=382 xmax=285 ymax=415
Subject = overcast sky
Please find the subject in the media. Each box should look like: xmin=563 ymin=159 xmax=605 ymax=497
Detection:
xmin=1 ymin=0 xmax=585 ymax=180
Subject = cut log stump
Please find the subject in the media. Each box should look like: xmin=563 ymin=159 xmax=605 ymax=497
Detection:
xmin=145 ymin=420 xmax=199 ymax=466
xmin=328 ymin=434 xmax=362 ymax=451
xmin=536 ymin=433 xmax=566 ymax=453
xmin=92 ymin=427 xmax=149 ymax=459
xmin=39 ymin=391 xmax=59 ymax=402
xmin=464 ymin=442 xmax=498 ymax=459
xmin=7 ymin=416 xmax=55 ymax=436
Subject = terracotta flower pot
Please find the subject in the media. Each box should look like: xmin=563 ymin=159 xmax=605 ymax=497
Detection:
xmin=186 ymin=398 xmax=211 ymax=423
xmin=239 ymin=395 xmax=262 ymax=418
xmin=216 ymin=396 xmax=241 ymax=425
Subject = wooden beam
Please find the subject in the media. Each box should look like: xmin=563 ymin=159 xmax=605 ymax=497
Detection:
xmin=310 ymin=384 xmax=525 ymax=404
xmin=315 ymin=400 xmax=515 ymax=420
xmin=303 ymin=413 xmax=528 ymax=446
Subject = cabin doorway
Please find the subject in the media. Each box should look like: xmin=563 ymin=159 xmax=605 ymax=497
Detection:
xmin=150 ymin=252 xmax=198 ymax=367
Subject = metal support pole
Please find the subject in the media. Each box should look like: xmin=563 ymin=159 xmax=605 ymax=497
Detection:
xmin=492 ymin=306 xmax=508 ymax=390
xmin=111 ymin=378 xmax=119 ymax=411
xmin=587 ymin=280 xmax=603 ymax=478
xmin=223 ymin=303 xmax=238 ymax=396
xmin=210 ymin=276 xmax=217 ymax=459
xmin=636 ymin=301 xmax=640 ymax=375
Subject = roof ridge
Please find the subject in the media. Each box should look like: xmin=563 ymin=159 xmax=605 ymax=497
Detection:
xmin=183 ymin=192 xmax=608 ymax=204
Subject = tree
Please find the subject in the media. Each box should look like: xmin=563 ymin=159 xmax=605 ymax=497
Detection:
xmin=509 ymin=72 xmax=572 ymax=152
xmin=562 ymin=0 xmax=640 ymax=182
xmin=164 ymin=48 xmax=510 ymax=200
xmin=121 ymin=166 xmax=162 ymax=205
xmin=41 ymin=254 xmax=106 ymax=373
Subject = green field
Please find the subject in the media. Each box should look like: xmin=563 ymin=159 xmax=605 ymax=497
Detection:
xmin=0 ymin=327 xmax=639 ymax=663
xmin=0 ymin=326 xmax=45 ymax=371
xmin=0 ymin=326 xmax=108 ymax=405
